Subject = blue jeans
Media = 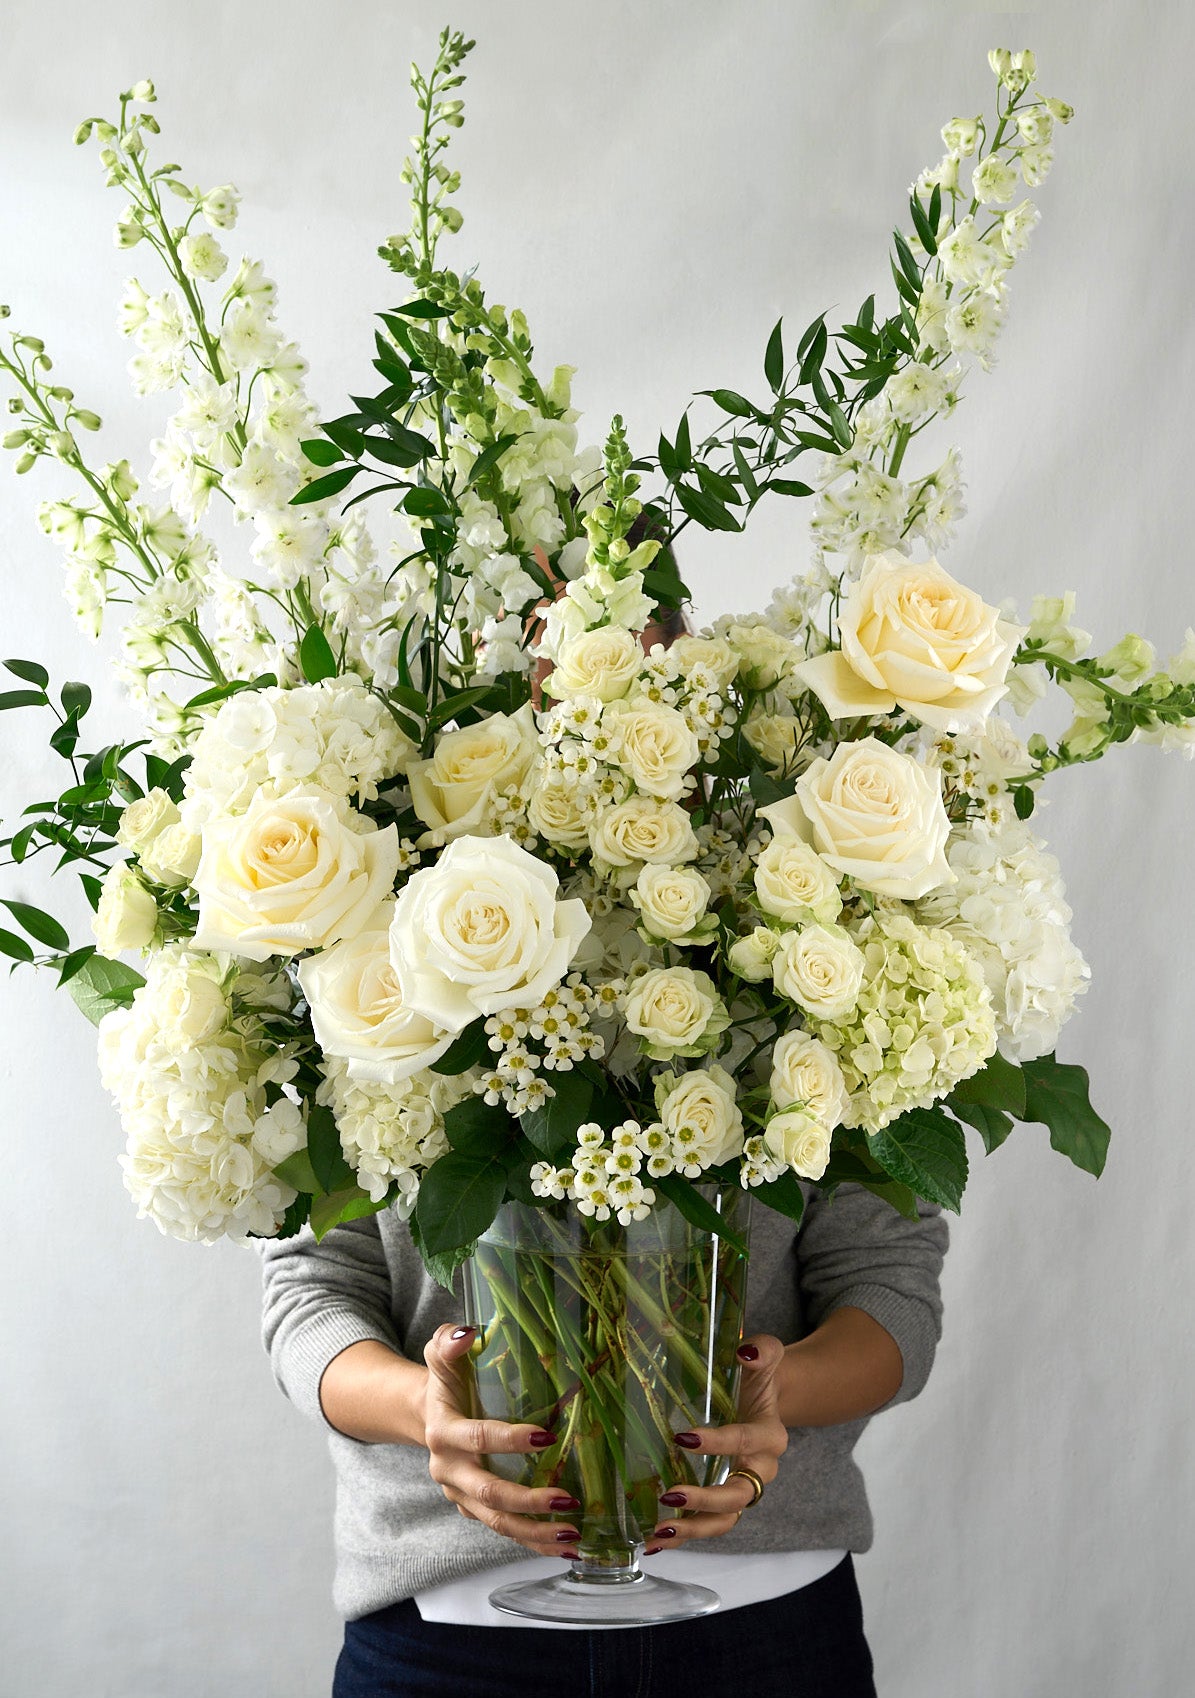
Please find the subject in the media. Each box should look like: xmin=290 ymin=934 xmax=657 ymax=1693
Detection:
xmin=332 ymin=1554 xmax=876 ymax=1697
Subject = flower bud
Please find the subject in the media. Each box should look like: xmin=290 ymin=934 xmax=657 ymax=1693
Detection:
xmin=73 ymin=410 xmax=102 ymax=432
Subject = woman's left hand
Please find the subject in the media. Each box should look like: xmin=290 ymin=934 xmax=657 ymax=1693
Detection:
xmin=648 ymin=1333 xmax=789 ymax=1552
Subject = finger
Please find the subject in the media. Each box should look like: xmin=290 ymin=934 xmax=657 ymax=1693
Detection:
xmin=654 ymin=1473 xmax=766 ymax=1516
xmin=649 ymin=1509 xmax=744 ymax=1548
xmin=672 ymin=1420 xmax=786 ymax=1459
xmin=433 ymin=1460 xmax=582 ymax=1521
xmin=448 ymin=1498 xmax=581 ymax=1550
xmin=430 ymin=1407 xmax=560 ymax=1458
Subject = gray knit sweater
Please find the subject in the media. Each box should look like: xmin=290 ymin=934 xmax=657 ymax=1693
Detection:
xmin=259 ymin=1185 xmax=947 ymax=1620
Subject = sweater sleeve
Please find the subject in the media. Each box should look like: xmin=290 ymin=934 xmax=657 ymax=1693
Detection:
xmin=258 ymin=1214 xmax=402 ymax=1427
xmin=795 ymin=1182 xmax=949 ymax=1408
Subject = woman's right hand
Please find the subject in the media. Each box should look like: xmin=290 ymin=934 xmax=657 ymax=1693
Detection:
xmin=422 ymin=1322 xmax=583 ymax=1558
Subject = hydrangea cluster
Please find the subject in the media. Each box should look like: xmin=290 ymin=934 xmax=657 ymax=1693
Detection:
xmin=96 ymin=947 xmax=303 ymax=1242
xmin=317 ymin=1058 xmax=470 ymax=1208
xmin=810 ymin=911 xmax=998 ymax=1132
xmin=475 ymin=977 xmax=606 ymax=1115
xmin=918 ymin=816 xmax=1090 ymax=1061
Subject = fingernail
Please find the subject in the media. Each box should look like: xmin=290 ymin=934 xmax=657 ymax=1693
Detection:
xmin=674 ymin=1431 xmax=702 ymax=1449
xmin=659 ymin=1491 xmax=688 ymax=1507
xmin=652 ymin=1525 xmax=678 ymax=1540
xmin=558 ymin=1550 xmax=580 ymax=1560
xmin=529 ymin=1430 xmax=555 ymax=1449
xmin=736 ymin=1343 xmax=760 ymax=1361
xmin=644 ymin=1545 xmax=664 ymax=1556
xmin=555 ymin=1528 xmax=581 ymax=1543
xmin=549 ymin=1495 xmax=581 ymax=1511
xmin=450 ymin=1326 xmax=474 ymax=1341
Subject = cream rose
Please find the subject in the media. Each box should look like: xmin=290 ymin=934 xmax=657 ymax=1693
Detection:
xmin=631 ymin=864 xmax=712 ymax=942
xmin=388 ymin=833 xmax=591 ymax=1031
xmin=93 ymin=864 xmax=158 ymax=957
xmin=606 ymin=701 xmax=700 ymax=801
xmin=792 ymin=550 xmax=1024 ymax=732
xmin=725 ymin=622 xmax=798 ymax=689
xmin=117 ymin=788 xmax=180 ymax=855
xmin=769 ymin=1030 xmax=850 ymax=1129
xmin=726 ymin=926 xmax=782 ymax=982
xmin=621 ymin=966 xmax=727 ymax=1061
xmin=666 ymin=634 xmax=739 ymax=690
xmin=407 ymin=704 xmax=538 ymax=846
xmin=753 ymin=837 xmax=843 ymax=926
xmin=298 ymin=904 xmax=452 ymax=1082
xmin=589 ymin=796 xmax=699 ymax=868
xmin=139 ymin=821 xmax=202 ymax=888
xmin=192 ymin=787 xmax=399 ymax=961
xmin=656 ymin=1066 xmax=744 ymax=1168
xmin=545 ymin=626 xmax=643 ymax=702
xmin=772 ymin=924 xmax=865 ymax=1021
xmin=526 ymin=777 xmax=593 ymax=851
xmin=763 ymin=1109 xmax=832 ymax=1180
xmin=761 ymin=737 xmax=953 ymax=899
xmin=151 ymin=952 xmax=228 ymax=1049
xmin=743 ymin=709 xmax=801 ymax=774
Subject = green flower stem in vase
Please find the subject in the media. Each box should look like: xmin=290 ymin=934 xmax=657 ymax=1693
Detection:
xmin=461 ymin=1189 xmax=750 ymax=1625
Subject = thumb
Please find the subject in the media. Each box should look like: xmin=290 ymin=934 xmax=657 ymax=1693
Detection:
xmin=423 ymin=1323 xmax=476 ymax=1405
xmin=735 ymin=1333 xmax=785 ymax=1415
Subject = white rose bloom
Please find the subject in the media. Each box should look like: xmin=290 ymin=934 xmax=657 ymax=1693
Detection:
xmin=606 ymin=701 xmax=699 ymax=801
xmin=724 ymin=622 xmax=798 ymax=689
xmin=621 ymin=965 xmax=727 ymax=1061
xmin=527 ymin=776 xmax=594 ymax=850
xmin=753 ymin=836 xmax=843 ymax=926
xmin=762 ymin=737 xmax=953 ymax=900
xmin=772 ymin=924 xmax=865 ymax=1021
xmin=763 ymin=1109 xmax=832 ymax=1180
xmin=298 ymin=904 xmax=452 ymax=1082
xmin=792 ymin=550 xmax=1023 ymax=733
xmin=93 ymin=864 xmax=158 ymax=957
xmin=769 ymin=1030 xmax=850 ymax=1129
xmin=407 ymin=704 xmax=538 ymax=846
xmin=388 ymin=833 xmax=591 ymax=1031
xmin=148 ymin=951 xmax=229 ymax=1050
xmin=193 ymin=787 xmax=400 ymax=961
xmin=667 ymin=634 xmax=740 ymax=691
xmin=546 ymin=626 xmax=644 ymax=702
xmin=726 ymin=926 xmax=782 ymax=982
xmin=631 ymin=864 xmax=712 ymax=942
xmin=589 ymin=796 xmax=699 ymax=869
xmin=743 ymin=709 xmax=801 ymax=774
xmin=117 ymin=788 xmax=180 ymax=855
xmin=656 ymin=1066 xmax=744 ymax=1171
xmin=139 ymin=820 xmax=202 ymax=888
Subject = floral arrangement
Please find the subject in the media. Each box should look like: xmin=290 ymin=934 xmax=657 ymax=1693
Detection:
xmin=3 ymin=35 xmax=1192 ymax=1276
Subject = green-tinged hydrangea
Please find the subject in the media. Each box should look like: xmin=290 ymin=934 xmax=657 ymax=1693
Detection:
xmin=810 ymin=910 xmax=996 ymax=1133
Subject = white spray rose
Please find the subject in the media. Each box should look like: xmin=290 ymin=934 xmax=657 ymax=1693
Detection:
xmin=93 ymin=864 xmax=158 ymax=957
xmin=656 ymin=1066 xmax=744 ymax=1169
xmin=753 ymin=836 xmax=843 ymax=926
xmin=298 ymin=904 xmax=452 ymax=1082
xmin=148 ymin=951 xmax=229 ymax=1050
xmin=727 ymin=926 xmax=782 ymax=982
xmin=139 ymin=820 xmax=202 ymax=888
xmin=117 ymin=788 xmax=180 ymax=855
xmin=631 ymin=864 xmax=712 ymax=942
xmin=388 ymin=833 xmax=591 ymax=1031
xmin=769 ymin=1030 xmax=850 ymax=1128
xmin=772 ymin=924 xmax=865 ymax=1021
xmin=792 ymin=550 xmax=1023 ymax=732
xmin=193 ymin=787 xmax=399 ymax=961
xmin=763 ymin=1109 xmax=832 ymax=1180
xmin=621 ymin=965 xmax=728 ymax=1061
xmin=545 ymin=626 xmax=643 ymax=702
xmin=407 ymin=704 xmax=538 ymax=846
xmin=724 ymin=622 xmax=798 ymax=689
xmin=527 ymin=777 xmax=593 ymax=851
xmin=606 ymin=701 xmax=700 ymax=801
xmin=762 ymin=738 xmax=953 ymax=900
xmin=589 ymin=796 xmax=699 ymax=869
xmin=667 ymin=634 xmax=740 ymax=690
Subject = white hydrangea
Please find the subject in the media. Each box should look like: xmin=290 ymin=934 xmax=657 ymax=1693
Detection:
xmin=97 ymin=947 xmax=303 ymax=1244
xmin=181 ymin=674 xmax=413 ymax=826
xmin=317 ymin=1057 xmax=470 ymax=1208
xmin=918 ymin=816 xmax=1090 ymax=1061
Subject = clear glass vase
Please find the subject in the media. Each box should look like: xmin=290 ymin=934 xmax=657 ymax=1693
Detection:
xmin=461 ymin=1188 xmax=750 ymax=1625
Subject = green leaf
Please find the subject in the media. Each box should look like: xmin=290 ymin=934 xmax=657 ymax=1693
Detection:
xmin=764 ymin=477 xmax=814 ymax=499
xmin=299 ymin=623 xmax=338 ymax=683
xmin=951 ymin=1099 xmax=1014 ymax=1155
xmin=674 ymin=412 xmax=692 ymax=471
xmin=1021 ymin=1055 xmax=1111 ymax=1179
xmin=0 ymin=927 xmax=35 ymax=963
xmin=273 ymin=1146 xmax=319 ymax=1194
xmin=704 ymin=388 xmax=755 ymax=418
xmin=392 ymin=297 xmax=453 ymax=320
xmin=748 ymin=765 xmax=789 ymax=806
xmin=56 ymin=945 xmax=96 ymax=986
xmin=893 ymin=229 xmax=923 ymax=292
xmin=442 ymin=1096 xmax=516 ymax=1159
xmin=818 ymin=1151 xmax=918 ymax=1218
xmin=403 ymin=485 xmax=451 ymax=518
xmin=289 ymin=464 xmax=363 ymax=506
xmin=748 ymin=1169 xmax=806 ymax=1228
xmin=66 ymin=955 xmax=145 ymax=1024
xmin=363 ymin=433 xmax=430 ymax=470
xmin=908 ymin=194 xmax=938 ymax=256
xmin=427 ymin=685 xmax=496 ymax=729
xmin=300 ymin=437 xmax=343 ymax=468
xmin=695 ymin=463 xmax=740 ymax=506
xmin=310 ymin=1184 xmax=390 ymax=1242
xmin=950 ymin=1051 xmax=1027 ymax=1118
xmin=431 ymin=1018 xmax=489 ymax=1075
xmin=1013 ymin=784 xmax=1036 ymax=820
xmin=675 ymin=481 xmax=742 ymax=534
xmin=466 ymin=433 xmax=522 ymax=489
xmin=60 ymin=681 xmax=91 ymax=719
xmin=408 ymin=1212 xmax=476 ymax=1290
xmin=654 ymin=1173 xmax=750 ymax=1256
xmin=4 ymin=658 xmax=49 ymax=689
xmin=868 ymin=1107 xmax=969 ymax=1212
xmin=520 ymin=1067 xmax=594 ymax=1160
xmin=763 ymin=318 xmax=785 ymax=391
xmin=1 ymin=899 xmax=70 ymax=951
xmin=306 ymin=1103 xmax=354 ymax=1194
xmin=183 ymin=674 xmax=276 ymax=711
xmin=414 ymin=1151 xmax=508 ymax=1255
xmin=0 ymin=689 xmax=46 ymax=710
xmin=321 ymin=418 xmax=366 ymax=459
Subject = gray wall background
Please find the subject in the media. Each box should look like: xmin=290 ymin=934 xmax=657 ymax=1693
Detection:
xmin=2 ymin=2 xmax=1192 ymax=1693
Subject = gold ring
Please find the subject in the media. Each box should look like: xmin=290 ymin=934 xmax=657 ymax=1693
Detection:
xmin=727 ymin=1466 xmax=765 ymax=1507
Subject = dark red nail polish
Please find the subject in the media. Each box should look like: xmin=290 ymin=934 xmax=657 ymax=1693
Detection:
xmin=674 ymin=1431 xmax=702 ymax=1449
xmin=659 ymin=1490 xmax=688 ymax=1507
xmin=558 ymin=1550 xmax=580 ymax=1560
xmin=652 ymin=1525 xmax=678 ymax=1539
xmin=450 ymin=1325 xmax=474 ymax=1340
xmin=529 ymin=1430 xmax=555 ymax=1448
xmin=737 ymin=1343 xmax=760 ymax=1361
xmin=644 ymin=1545 xmax=664 ymax=1556
xmin=555 ymin=1528 xmax=580 ymax=1543
xmin=549 ymin=1495 xmax=581 ymax=1511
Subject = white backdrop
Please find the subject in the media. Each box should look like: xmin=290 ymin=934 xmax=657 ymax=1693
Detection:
xmin=2 ymin=3 xmax=1193 ymax=1694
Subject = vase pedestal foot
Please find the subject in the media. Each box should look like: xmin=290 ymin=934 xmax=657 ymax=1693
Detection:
xmin=489 ymin=1560 xmax=720 ymax=1626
